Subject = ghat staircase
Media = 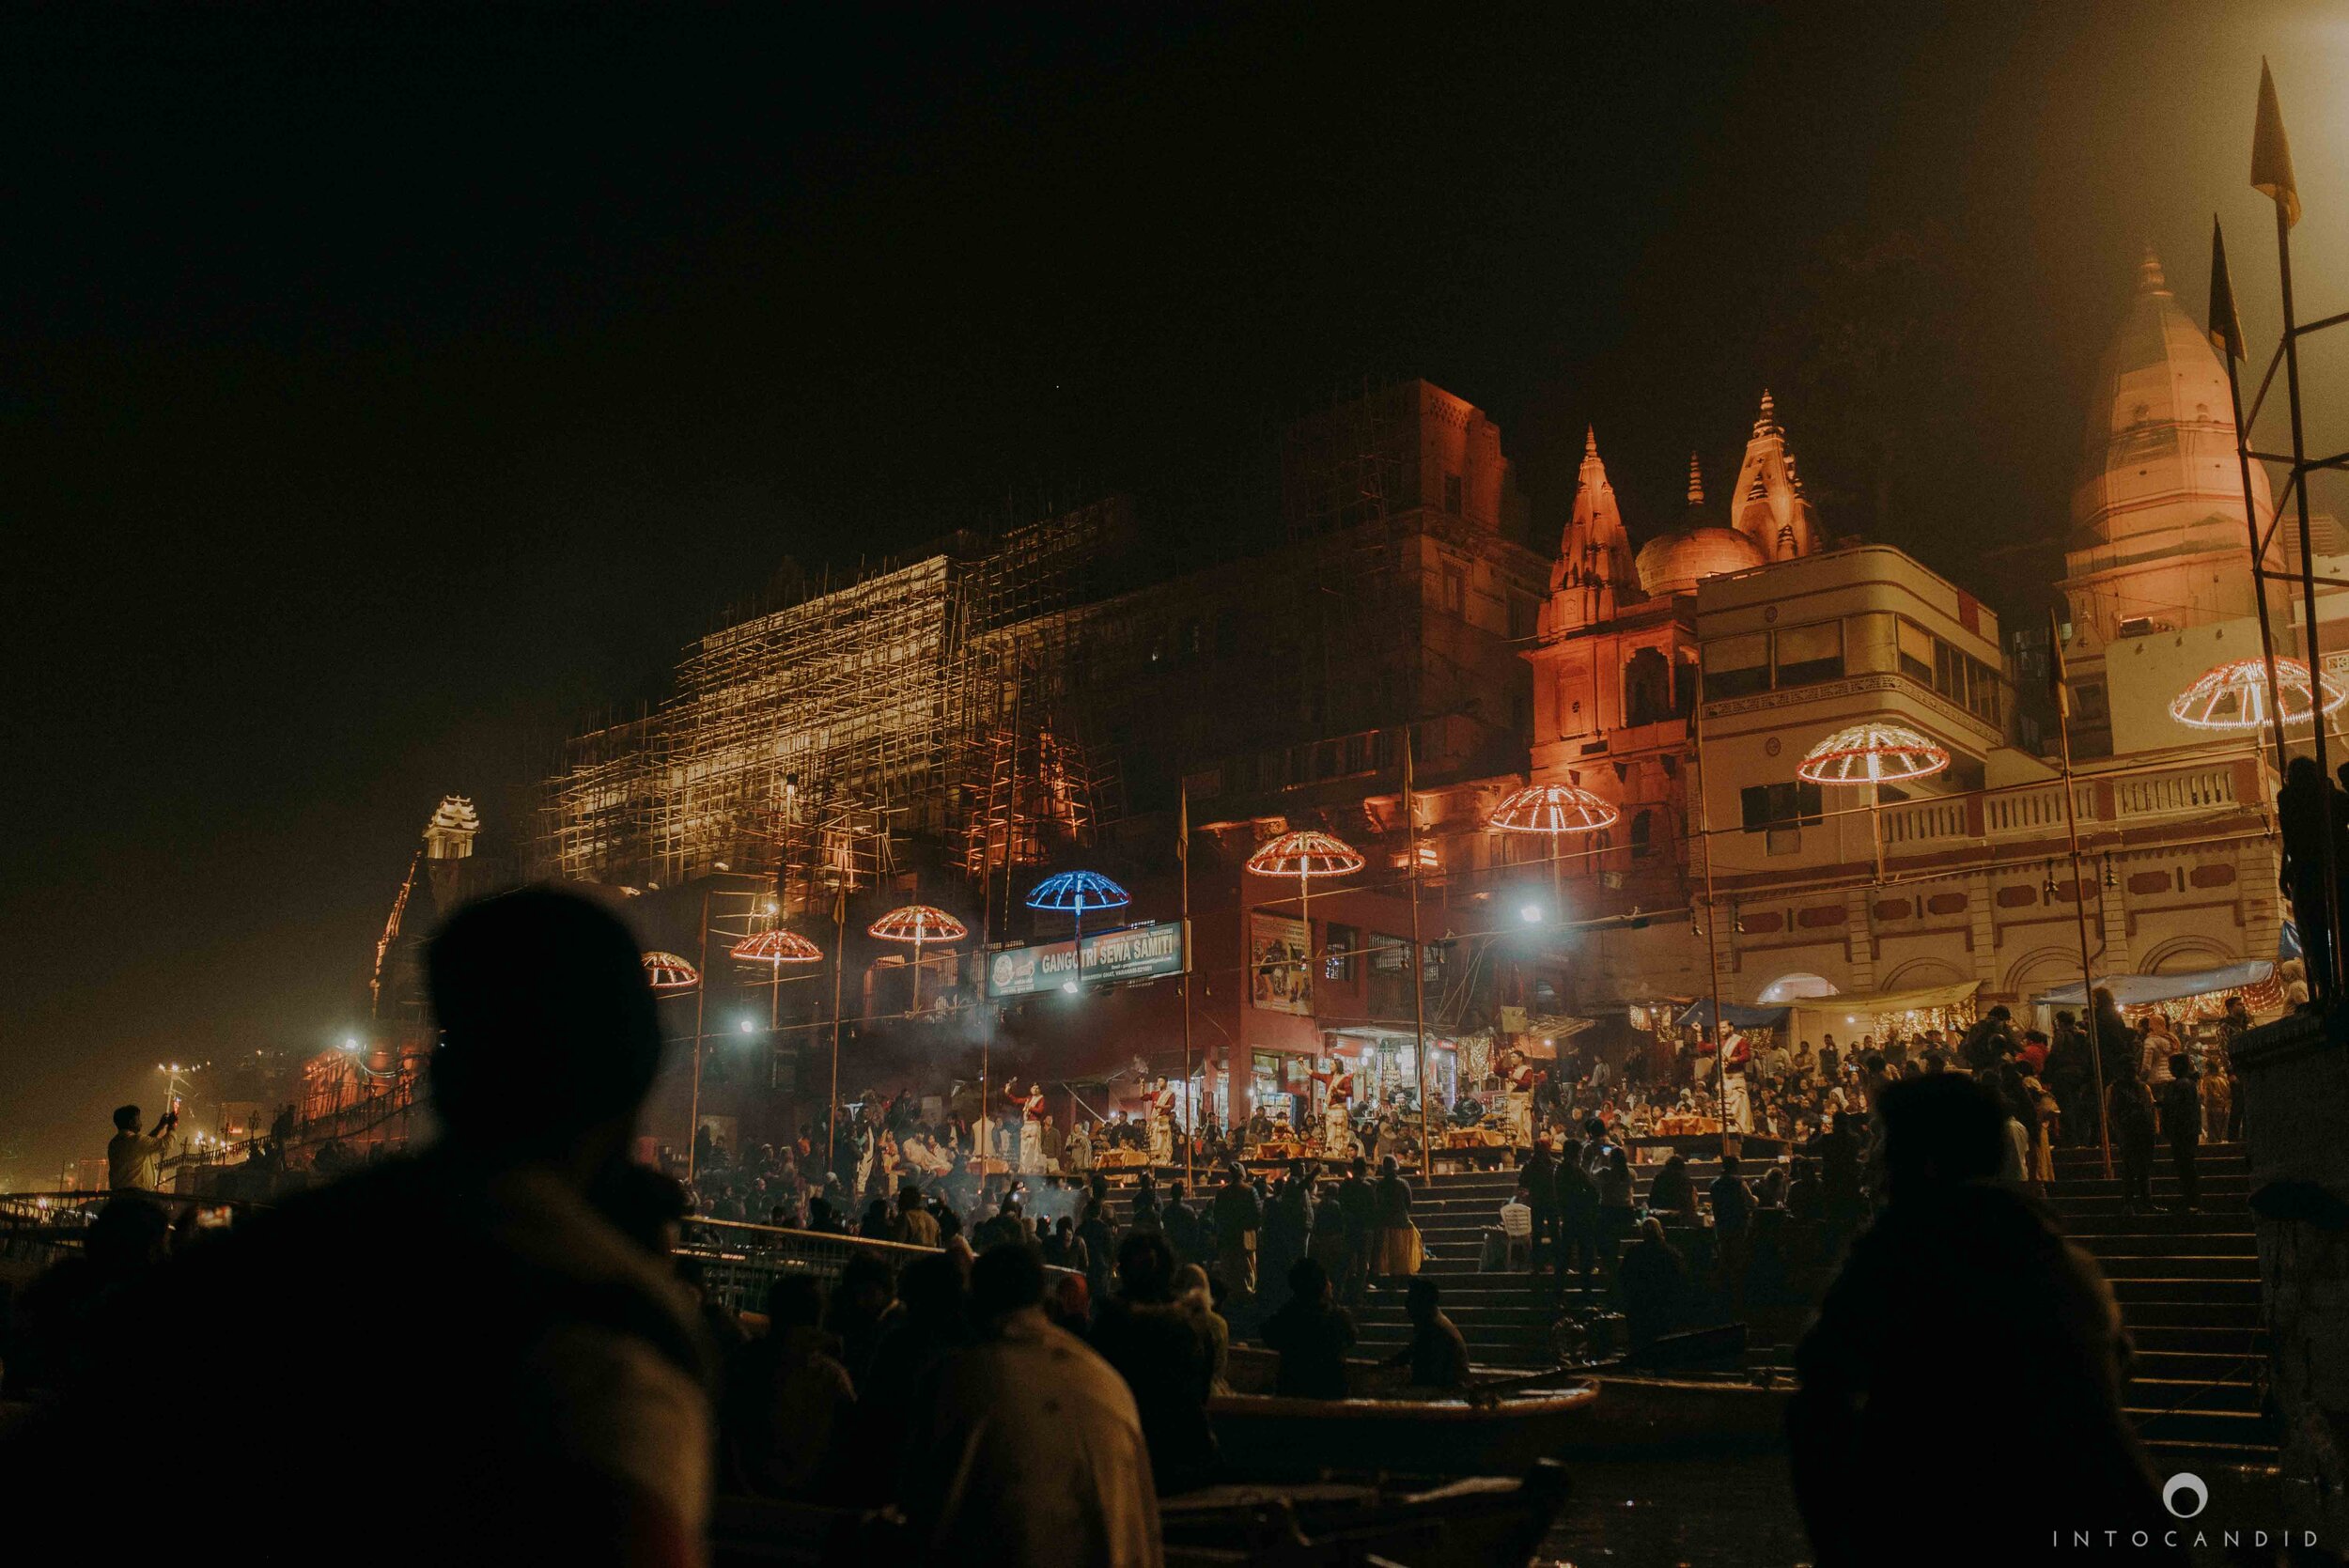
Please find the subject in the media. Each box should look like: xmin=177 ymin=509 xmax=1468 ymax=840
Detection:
xmin=1120 ymin=1143 xmax=2275 ymax=1464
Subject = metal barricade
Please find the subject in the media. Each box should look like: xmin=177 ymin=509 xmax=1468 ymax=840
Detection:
xmin=678 ymin=1217 xmax=942 ymax=1314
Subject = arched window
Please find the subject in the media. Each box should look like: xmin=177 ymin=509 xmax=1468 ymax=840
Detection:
xmin=1629 ymin=809 xmax=1654 ymax=859
xmin=1625 ymin=647 xmax=1672 ymax=727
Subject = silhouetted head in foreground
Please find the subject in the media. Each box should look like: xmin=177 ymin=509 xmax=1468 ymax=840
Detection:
xmin=427 ymin=886 xmax=661 ymax=1171
xmin=971 ymin=1241 xmax=1046 ymax=1327
xmin=1876 ymin=1073 xmax=2005 ymax=1203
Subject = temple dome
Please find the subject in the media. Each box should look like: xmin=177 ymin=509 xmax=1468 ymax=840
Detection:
xmin=1634 ymin=524 xmax=1766 ymax=597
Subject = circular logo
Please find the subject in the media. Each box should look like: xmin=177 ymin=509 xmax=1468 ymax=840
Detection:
xmin=2162 ymin=1472 xmax=2207 ymax=1519
xmin=1764 ymin=605 xmax=1779 ymax=623
xmin=1765 ymin=737 xmax=1781 ymax=757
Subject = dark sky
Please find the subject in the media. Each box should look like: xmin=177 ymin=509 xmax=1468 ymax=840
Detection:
xmin=8 ymin=3 xmax=2349 ymax=1177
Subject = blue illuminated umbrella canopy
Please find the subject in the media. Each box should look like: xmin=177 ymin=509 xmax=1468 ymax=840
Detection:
xmin=1025 ymin=870 xmax=1132 ymax=913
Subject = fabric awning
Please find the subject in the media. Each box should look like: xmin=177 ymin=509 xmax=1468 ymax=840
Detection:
xmin=1787 ymin=980 xmax=1983 ymax=1043
xmin=2031 ymin=961 xmax=2273 ymax=1008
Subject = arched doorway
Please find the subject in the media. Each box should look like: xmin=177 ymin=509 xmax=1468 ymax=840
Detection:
xmin=1757 ymin=971 xmax=1839 ymax=1003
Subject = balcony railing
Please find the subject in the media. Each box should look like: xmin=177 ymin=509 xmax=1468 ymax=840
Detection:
xmin=1870 ymin=754 xmax=2263 ymax=862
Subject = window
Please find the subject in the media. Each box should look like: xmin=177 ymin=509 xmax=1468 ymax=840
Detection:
xmin=1674 ymin=657 xmax=1699 ymax=716
xmin=1369 ymin=933 xmax=1414 ymax=1016
xmin=1625 ymin=647 xmax=1673 ymax=726
xmin=1629 ymin=809 xmax=1654 ymax=859
xmin=1442 ymin=472 xmax=1463 ymax=514
xmin=1323 ymin=923 xmax=1358 ymax=982
xmin=1507 ymin=594 xmax=1536 ymax=639
xmin=1703 ymin=633 xmax=1770 ymax=698
xmin=1773 ymin=620 xmax=1843 ymax=688
xmin=1441 ymin=566 xmax=1467 ymax=615
xmin=1897 ymin=616 xmax=2003 ymax=724
xmin=1740 ymin=780 xmax=1824 ymax=833
xmin=1897 ymin=620 xmax=1935 ymax=683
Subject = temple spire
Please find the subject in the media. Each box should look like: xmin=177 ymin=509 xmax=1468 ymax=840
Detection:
xmin=1727 ymin=389 xmax=1824 ymax=561
xmin=2139 ymin=246 xmax=2169 ymax=295
xmin=1686 ymin=452 xmax=1704 ymax=506
xmin=1548 ymin=425 xmax=1636 ymax=628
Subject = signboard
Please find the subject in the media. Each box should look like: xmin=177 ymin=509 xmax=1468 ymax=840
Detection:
xmin=1250 ymin=911 xmax=1313 ymax=1014
xmin=986 ymin=920 xmax=1187 ymax=999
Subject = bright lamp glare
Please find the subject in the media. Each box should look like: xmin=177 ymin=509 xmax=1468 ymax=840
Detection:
xmin=738 ymin=1017 xmax=755 ymax=1034
xmin=1062 ymin=980 xmax=1080 ymax=994
xmin=1519 ymin=903 xmax=1544 ymax=924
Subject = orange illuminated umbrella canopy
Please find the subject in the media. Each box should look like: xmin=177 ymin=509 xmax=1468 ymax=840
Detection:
xmin=730 ymin=929 xmax=825 ymax=965
xmin=1244 ymin=830 xmax=1364 ymax=879
xmin=867 ymin=905 xmax=969 ymax=944
xmin=1485 ymin=782 xmax=1619 ymax=834
xmin=2169 ymin=656 xmax=2343 ymax=730
xmin=641 ymin=952 xmax=702 ymax=992
xmin=1796 ymin=722 xmax=1951 ymax=786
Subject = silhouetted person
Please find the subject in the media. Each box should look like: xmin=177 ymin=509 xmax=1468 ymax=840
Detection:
xmin=1260 ymin=1257 xmax=1356 ymax=1399
xmin=2279 ymin=755 xmax=2341 ymax=1004
xmin=1788 ymin=1074 xmax=2173 ymax=1565
xmin=1089 ymin=1230 xmax=1218 ymax=1494
xmin=901 ymin=1244 xmax=1159 ymax=1566
xmin=8 ymin=1195 xmax=171 ymax=1395
xmin=2108 ymin=1072 xmax=2157 ymax=1217
xmin=1618 ymin=1217 xmax=1686 ymax=1357
xmin=1383 ymin=1277 xmax=1470 ymax=1389
xmin=105 ymin=1103 xmax=176 ymax=1192
xmin=2156 ymin=1053 xmax=2201 ymax=1214
xmin=720 ymin=1274 xmax=853 ymax=1498
xmin=5 ymin=886 xmax=713 ymax=1565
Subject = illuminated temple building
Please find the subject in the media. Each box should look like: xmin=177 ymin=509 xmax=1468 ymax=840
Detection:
xmin=527 ymin=256 xmax=2295 ymax=1148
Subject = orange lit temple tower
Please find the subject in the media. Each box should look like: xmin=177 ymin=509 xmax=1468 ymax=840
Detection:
xmin=1724 ymin=391 xmax=1822 ymax=563
xmin=1525 ymin=405 xmax=1828 ymax=911
xmin=2056 ymin=251 xmax=2289 ymax=756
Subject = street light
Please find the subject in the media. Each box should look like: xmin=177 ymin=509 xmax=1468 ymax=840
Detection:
xmin=737 ymin=1017 xmax=755 ymax=1034
xmin=1518 ymin=902 xmax=1544 ymax=924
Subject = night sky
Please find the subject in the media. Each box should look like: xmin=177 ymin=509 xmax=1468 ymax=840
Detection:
xmin=8 ymin=3 xmax=2349 ymax=1178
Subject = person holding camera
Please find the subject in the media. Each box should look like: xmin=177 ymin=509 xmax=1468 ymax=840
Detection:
xmin=106 ymin=1103 xmax=178 ymax=1192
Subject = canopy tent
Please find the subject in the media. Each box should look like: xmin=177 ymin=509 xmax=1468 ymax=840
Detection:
xmin=1786 ymin=980 xmax=1983 ymax=1046
xmin=2030 ymin=960 xmax=2273 ymax=1009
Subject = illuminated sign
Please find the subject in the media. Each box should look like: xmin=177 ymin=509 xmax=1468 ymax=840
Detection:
xmin=986 ymin=921 xmax=1187 ymax=998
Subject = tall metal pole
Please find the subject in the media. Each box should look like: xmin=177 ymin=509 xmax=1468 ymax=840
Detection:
xmin=687 ymin=885 xmax=710 ymax=1183
xmin=1405 ymin=727 xmax=1433 ymax=1176
xmin=827 ymin=887 xmax=845 ymax=1178
xmin=1691 ymin=683 xmax=1730 ymax=1159
xmin=2050 ymin=613 xmax=2113 ymax=1178
xmin=2277 ymin=205 xmax=2345 ymax=1000
xmin=1179 ymin=778 xmax=1196 ymax=1189
xmin=2219 ymin=288 xmax=2292 ymax=777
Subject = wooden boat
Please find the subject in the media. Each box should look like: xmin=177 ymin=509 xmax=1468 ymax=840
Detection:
xmin=1161 ymin=1462 xmax=1569 ymax=1568
xmin=1208 ymin=1384 xmax=1599 ymax=1478
xmin=1578 ymin=1372 xmax=1789 ymax=1452
xmin=708 ymin=1464 xmax=1570 ymax=1568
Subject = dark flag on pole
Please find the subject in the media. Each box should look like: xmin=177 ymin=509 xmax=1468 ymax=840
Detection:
xmin=2209 ymin=217 xmax=2247 ymax=362
xmin=2046 ymin=607 xmax=2070 ymax=721
xmin=2253 ymin=58 xmax=2301 ymax=228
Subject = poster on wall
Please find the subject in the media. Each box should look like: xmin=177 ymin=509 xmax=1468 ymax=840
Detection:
xmin=1250 ymin=911 xmax=1313 ymax=1014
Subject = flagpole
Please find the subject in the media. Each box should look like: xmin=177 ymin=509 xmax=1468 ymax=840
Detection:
xmin=1405 ymin=727 xmax=1432 ymax=1178
xmin=1179 ymin=778 xmax=1195 ymax=1191
xmin=2255 ymin=59 xmax=2343 ymax=1001
xmin=2050 ymin=610 xmax=2112 ymax=1178
xmin=1691 ymin=677 xmax=1731 ymax=1161
xmin=2213 ymin=218 xmax=2291 ymax=777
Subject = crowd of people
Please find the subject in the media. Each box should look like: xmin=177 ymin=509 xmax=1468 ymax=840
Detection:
xmin=0 ymin=887 xmax=2238 ymax=1565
